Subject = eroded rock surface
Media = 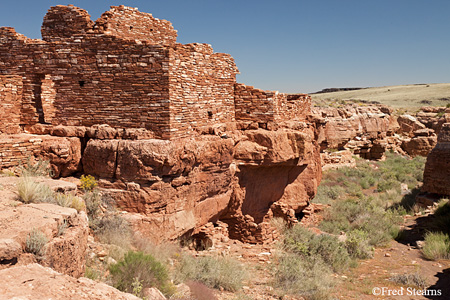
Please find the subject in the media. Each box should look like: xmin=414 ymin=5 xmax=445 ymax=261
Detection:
xmin=422 ymin=123 xmax=450 ymax=197
xmin=82 ymin=126 xmax=321 ymax=243
xmin=0 ymin=177 xmax=88 ymax=277
xmin=0 ymin=264 xmax=140 ymax=300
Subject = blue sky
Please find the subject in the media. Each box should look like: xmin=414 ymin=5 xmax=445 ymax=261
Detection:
xmin=1 ymin=0 xmax=449 ymax=93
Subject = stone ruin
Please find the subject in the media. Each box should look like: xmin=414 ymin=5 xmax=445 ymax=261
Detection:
xmin=0 ymin=5 xmax=310 ymax=140
xmin=0 ymin=5 xmax=319 ymax=247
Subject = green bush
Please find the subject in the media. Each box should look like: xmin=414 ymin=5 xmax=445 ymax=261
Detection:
xmin=345 ymin=229 xmax=373 ymax=259
xmin=109 ymin=251 xmax=173 ymax=297
xmin=422 ymin=232 xmax=450 ymax=260
xmin=432 ymin=199 xmax=450 ymax=234
xmin=273 ymin=253 xmax=334 ymax=300
xmin=176 ymin=254 xmax=246 ymax=292
xmin=25 ymin=228 xmax=48 ymax=256
xmin=283 ymin=225 xmax=351 ymax=272
xmin=313 ymin=185 xmax=345 ymax=204
xmin=80 ymin=174 xmax=98 ymax=192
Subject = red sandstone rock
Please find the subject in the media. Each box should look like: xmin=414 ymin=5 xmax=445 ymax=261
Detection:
xmin=0 ymin=177 xmax=88 ymax=277
xmin=0 ymin=264 xmax=140 ymax=300
xmin=401 ymin=128 xmax=437 ymax=157
xmin=39 ymin=135 xmax=82 ymax=177
xmin=397 ymin=114 xmax=426 ymax=137
xmin=312 ymin=105 xmax=399 ymax=160
xmin=83 ymin=126 xmax=321 ymax=243
xmin=422 ymin=123 xmax=450 ymax=196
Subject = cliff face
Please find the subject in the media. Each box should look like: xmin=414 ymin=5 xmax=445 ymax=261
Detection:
xmin=81 ymin=125 xmax=321 ymax=243
xmin=422 ymin=123 xmax=450 ymax=197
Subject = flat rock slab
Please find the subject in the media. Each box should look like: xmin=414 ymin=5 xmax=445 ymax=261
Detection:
xmin=0 ymin=263 xmax=140 ymax=300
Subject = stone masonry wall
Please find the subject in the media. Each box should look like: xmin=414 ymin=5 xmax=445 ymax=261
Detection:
xmin=0 ymin=135 xmax=42 ymax=168
xmin=0 ymin=5 xmax=311 ymax=140
xmin=0 ymin=75 xmax=23 ymax=134
xmin=94 ymin=5 xmax=177 ymax=46
xmin=234 ymin=84 xmax=312 ymax=127
xmin=0 ymin=27 xmax=44 ymax=126
xmin=0 ymin=26 xmax=173 ymax=138
xmin=274 ymin=93 xmax=311 ymax=122
xmin=234 ymin=83 xmax=275 ymax=125
xmin=168 ymin=44 xmax=238 ymax=138
xmin=41 ymin=5 xmax=94 ymax=42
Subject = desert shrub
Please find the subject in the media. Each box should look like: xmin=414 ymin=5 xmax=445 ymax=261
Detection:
xmin=432 ymin=199 xmax=450 ymax=234
xmin=93 ymin=214 xmax=132 ymax=249
xmin=55 ymin=192 xmax=84 ymax=211
xmin=18 ymin=177 xmax=54 ymax=204
xmin=273 ymin=253 xmax=334 ymax=300
xmin=57 ymin=219 xmax=68 ymax=236
xmin=313 ymin=184 xmax=344 ymax=204
xmin=54 ymin=192 xmax=72 ymax=207
xmin=109 ymin=251 xmax=173 ymax=297
xmin=422 ymin=232 xmax=450 ymax=260
xmin=25 ymin=228 xmax=48 ymax=256
xmin=283 ymin=225 xmax=351 ymax=272
xmin=70 ymin=195 xmax=86 ymax=212
xmin=390 ymin=272 xmax=427 ymax=288
xmin=319 ymin=196 xmax=402 ymax=250
xmin=345 ymin=229 xmax=373 ymax=259
xmin=18 ymin=157 xmax=52 ymax=177
xmin=84 ymin=189 xmax=101 ymax=219
xmin=176 ymin=254 xmax=246 ymax=292
xmin=80 ymin=174 xmax=98 ymax=192
xmin=85 ymin=266 xmax=100 ymax=280
xmin=134 ymin=238 xmax=182 ymax=265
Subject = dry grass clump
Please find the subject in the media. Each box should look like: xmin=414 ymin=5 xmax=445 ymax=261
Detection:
xmin=176 ymin=254 xmax=247 ymax=292
xmin=18 ymin=177 xmax=54 ymax=204
xmin=422 ymin=232 xmax=450 ymax=260
xmin=390 ymin=272 xmax=427 ymax=288
xmin=25 ymin=228 xmax=48 ymax=257
xmin=18 ymin=177 xmax=86 ymax=212
xmin=18 ymin=157 xmax=53 ymax=177
xmin=92 ymin=214 xmax=132 ymax=249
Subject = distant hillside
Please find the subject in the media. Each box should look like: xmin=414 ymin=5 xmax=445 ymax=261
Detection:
xmin=311 ymin=83 xmax=450 ymax=109
xmin=312 ymin=87 xmax=365 ymax=94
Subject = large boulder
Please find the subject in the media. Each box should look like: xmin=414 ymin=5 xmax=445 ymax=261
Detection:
xmin=422 ymin=123 xmax=450 ymax=196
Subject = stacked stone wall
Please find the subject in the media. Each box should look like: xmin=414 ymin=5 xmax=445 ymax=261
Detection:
xmin=94 ymin=5 xmax=177 ymax=46
xmin=0 ymin=5 xmax=310 ymax=140
xmin=274 ymin=93 xmax=311 ymax=122
xmin=168 ymin=43 xmax=238 ymax=138
xmin=0 ymin=135 xmax=42 ymax=168
xmin=41 ymin=5 xmax=94 ymax=42
xmin=0 ymin=75 xmax=23 ymax=134
xmin=234 ymin=83 xmax=275 ymax=125
xmin=234 ymin=84 xmax=311 ymax=126
xmin=0 ymin=27 xmax=172 ymax=138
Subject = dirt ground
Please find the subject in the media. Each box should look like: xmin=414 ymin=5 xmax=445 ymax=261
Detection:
xmin=212 ymin=212 xmax=450 ymax=300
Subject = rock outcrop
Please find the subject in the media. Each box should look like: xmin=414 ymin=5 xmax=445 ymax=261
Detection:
xmin=82 ymin=126 xmax=321 ymax=244
xmin=0 ymin=263 xmax=140 ymax=300
xmin=0 ymin=177 xmax=88 ymax=277
xmin=312 ymin=105 xmax=400 ymax=159
xmin=421 ymin=123 xmax=450 ymax=197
